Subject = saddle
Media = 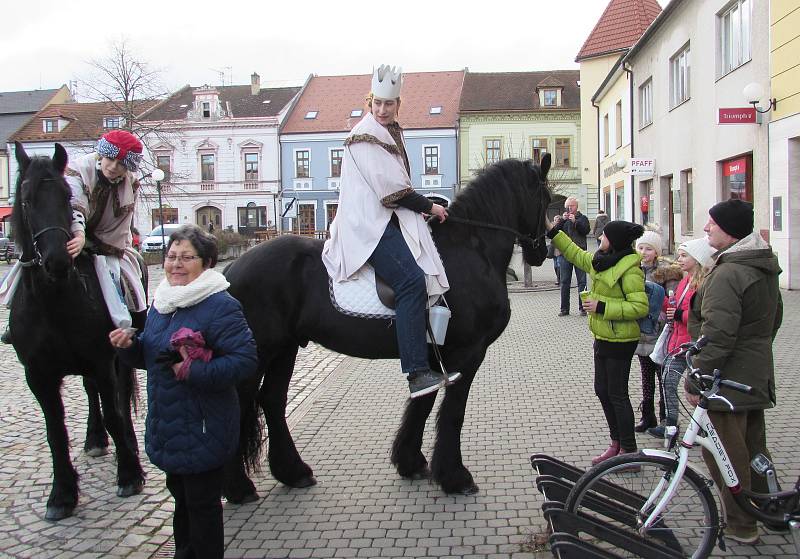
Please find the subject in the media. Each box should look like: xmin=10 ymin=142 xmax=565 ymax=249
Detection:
xmin=328 ymin=265 xmax=396 ymax=319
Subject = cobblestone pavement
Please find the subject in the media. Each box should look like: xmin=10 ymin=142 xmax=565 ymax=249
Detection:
xmin=0 ymin=260 xmax=797 ymax=558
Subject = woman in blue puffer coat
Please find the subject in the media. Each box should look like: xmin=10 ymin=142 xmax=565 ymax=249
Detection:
xmin=110 ymin=224 xmax=257 ymax=559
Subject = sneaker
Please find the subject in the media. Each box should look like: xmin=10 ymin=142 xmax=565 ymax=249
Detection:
xmin=408 ymin=370 xmax=444 ymax=399
xmin=558 ymin=310 xmax=569 ymax=317
xmin=725 ymin=528 xmax=759 ymax=545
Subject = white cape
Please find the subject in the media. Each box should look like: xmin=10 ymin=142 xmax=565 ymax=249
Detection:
xmin=321 ymin=113 xmax=448 ymax=298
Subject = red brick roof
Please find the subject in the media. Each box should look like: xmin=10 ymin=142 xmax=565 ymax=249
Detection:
xmin=10 ymin=100 xmax=158 ymax=142
xmin=281 ymin=70 xmax=465 ymax=134
xmin=575 ymin=0 xmax=662 ymax=61
xmin=459 ymin=71 xmax=580 ymax=112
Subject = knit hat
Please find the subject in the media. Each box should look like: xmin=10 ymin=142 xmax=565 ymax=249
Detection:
xmin=678 ymin=238 xmax=715 ymax=268
xmin=601 ymin=220 xmax=645 ymax=252
xmin=708 ymin=199 xmax=754 ymax=240
xmin=636 ymin=228 xmax=663 ymax=255
xmin=96 ymin=130 xmax=143 ymax=172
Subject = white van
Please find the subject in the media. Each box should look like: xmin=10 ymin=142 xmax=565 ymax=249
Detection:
xmin=141 ymin=224 xmax=182 ymax=253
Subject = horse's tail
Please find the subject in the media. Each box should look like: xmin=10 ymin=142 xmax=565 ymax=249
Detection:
xmin=240 ymin=387 xmax=265 ymax=474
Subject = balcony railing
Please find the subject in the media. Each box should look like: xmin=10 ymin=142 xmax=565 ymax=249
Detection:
xmin=243 ymin=181 xmax=259 ymax=190
xmin=200 ymin=182 xmax=215 ymax=191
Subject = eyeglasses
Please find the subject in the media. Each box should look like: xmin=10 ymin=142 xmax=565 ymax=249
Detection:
xmin=165 ymin=254 xmax=201 ymax=263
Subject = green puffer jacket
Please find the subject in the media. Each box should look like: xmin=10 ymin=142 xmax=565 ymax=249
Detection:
xmin=688 ymin=232 xmax=783 ymax=411
xmin=552 ymin=231 xmax=649 ymax=342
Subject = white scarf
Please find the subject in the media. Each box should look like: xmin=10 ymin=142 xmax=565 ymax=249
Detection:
xmin=153 ymin=268 xmax=230 ymax=314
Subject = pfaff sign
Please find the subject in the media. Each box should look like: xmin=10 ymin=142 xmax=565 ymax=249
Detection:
xmin=718 ymin=107 xmax=756 ymax=124
xmin=630 ymin=158 xmax=655 ymax=176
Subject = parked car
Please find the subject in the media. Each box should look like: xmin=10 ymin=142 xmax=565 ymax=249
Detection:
xmin=141 ymin=224 xmax=182 ymax=253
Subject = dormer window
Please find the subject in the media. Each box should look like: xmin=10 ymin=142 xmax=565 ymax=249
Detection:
xmin=429 ymin=106 xmax=442 ymax=115
xmin=305 ymin=111 xmax=318 ymax=120
xmin=202 ymin=102 xmax=211 ymax=118
xmin=103 ymin=116 xmax=121 ymax=129
xmin=43 ymin=119 xmax=57 ymax=133
xmin=543 ymin=89 xmax=558 ymax=107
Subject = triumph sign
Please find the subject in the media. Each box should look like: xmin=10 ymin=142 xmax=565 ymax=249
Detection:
xmin=718 ymin=107 xmax=757 ymax=124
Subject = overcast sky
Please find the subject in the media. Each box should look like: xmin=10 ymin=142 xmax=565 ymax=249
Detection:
xmin=1 ymin=0 xmax=659 ymax=95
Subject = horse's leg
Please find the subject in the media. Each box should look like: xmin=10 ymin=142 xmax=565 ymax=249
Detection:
xmin=223 ymin=372 xmax=263 ymax=504
xmin=431 ymin=352 xmax=484 ymax=495
xmin=24 ymin=369 xmax=78 ymax=521
xmin=391 ymin=395 xmax=437 ymax=479
xmin=261 ymin=346 xmax=316 ymax=488
xmin=93 ymin=367 xmax=145 ymax=498
xmin=82 ymin=377 xmax=109 ymax=457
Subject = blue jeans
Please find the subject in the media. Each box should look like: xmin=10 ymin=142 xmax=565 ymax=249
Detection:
xmin=557 ymin=254 xmax=587 ymax=313
xmin=368 ymin=221 xmax=429 ymax=375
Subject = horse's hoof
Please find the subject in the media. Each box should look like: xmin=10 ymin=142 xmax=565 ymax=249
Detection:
xmin=401 ymin=465 xmax=431 ymax=480
xmin=85 ymin=446 xmax=110 ymax=457
xmin=455 ymin=482 xmax=479 ymax=496
xmin=287 ymin=475 xmax=316 ymax=488
xmin=45 ymin=505 xmax=74 ymax=521
xmin=117 ymin=480 xmax=144 ymax=498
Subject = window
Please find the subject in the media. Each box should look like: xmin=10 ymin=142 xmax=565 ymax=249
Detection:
xmin=485 ymin=139 xmax=501 ymax=165
xmin=326 ymin=203 xmax=338 ymax=230
xmin=615 ymin=101 xmax=623 ymax=149
xmin=722 ymin=154 xmax=753 ymax=201
xmin=429 ymin=106 xmax=442 ymax=115
xmin=639 ymin=79 xmax=653 ymax=128
xmin=350 ymin=109 xmax=362 ymax=118
xmin=603 ymin=114 xmax=609 ymax=157
xmin=43 ymin=119 xmax=57 ymax=133
xmin=156 ymin=155 xmax=171 ymax=182
xmin=103 ymin=116 xmax=121 ymax=129
xmin=719 ymin=0 xmax=751 ymax=75
xmin=543 ymin=89 xmax=558 ymax=107
xmin=531 ymin=138 xmax=548 ymax=165
xmin=244 ymin=153 xmax=259 ymax=180
xmin=330 ymin=148 xmax=343 ymax=177
xmin=298 ymin=203 xmax=316 ymax=233
xmin=670 ymin=44 xmax=691 ymax=108
xmin=304 ymin=111 xmax=318 ymax=119
xmin=424 ymin=146 xmax=439 ymax=175
xmin=295 ymin=150 xmax=310 ymax=178
xmin=237 ymin=202 xmax=268 ymax=228
xmin=615 ymin=182 xmax=625 ymax=220
xmin=681 ymin=169 xmax=694 ymax=234
xmin=200 ymin=154 xmax=215 ymax=181
xmin=202 ymin=102 xmax=211 ymax=118
xmin=555 ymin=138 xmax=571 ymax=167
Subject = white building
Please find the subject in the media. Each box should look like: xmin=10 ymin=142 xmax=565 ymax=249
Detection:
xmin=138 ymin=74 xmax=301 ymax=237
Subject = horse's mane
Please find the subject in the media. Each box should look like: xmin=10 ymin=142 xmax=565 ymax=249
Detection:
xmin=10 ymin=154 xmax=71 ymax=246
xmin=445 ymin=158 xmax=550 ymax=226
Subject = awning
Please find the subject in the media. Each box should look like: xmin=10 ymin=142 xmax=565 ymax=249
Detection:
xmin=0 ymin=206 xmax=12 ymax=220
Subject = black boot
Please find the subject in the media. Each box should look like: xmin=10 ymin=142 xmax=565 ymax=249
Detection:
xmin=634 ymin=413 xmax=658 ymax=432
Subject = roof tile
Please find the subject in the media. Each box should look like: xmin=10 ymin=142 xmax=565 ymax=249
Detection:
xmin=459 ymin=71 xmax=580 ymax=112
xmin=575 ymin=0 xmax=662 ymax=61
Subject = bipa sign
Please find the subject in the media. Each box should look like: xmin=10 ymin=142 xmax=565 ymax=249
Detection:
xmin=630 ymin=158 xmax=655 ymax=175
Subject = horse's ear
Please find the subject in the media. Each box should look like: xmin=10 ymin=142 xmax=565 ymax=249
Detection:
xmin=14 ymin=141 xmax=30 ymax=170
xmin=539 ymin=153 xmax=551 ymax=179
xmin=53 ymin=143 xmax=68 ymax=174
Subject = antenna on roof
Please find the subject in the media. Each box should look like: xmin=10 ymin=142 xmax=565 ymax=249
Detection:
xmin=210 ymin=66 xmax=233 ymax=87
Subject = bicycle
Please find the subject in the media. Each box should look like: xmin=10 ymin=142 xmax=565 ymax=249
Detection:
xmin=563 ymin=336 xmax=800 ymax=558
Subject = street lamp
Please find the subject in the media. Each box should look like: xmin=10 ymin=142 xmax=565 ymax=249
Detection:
xmin=743 ymin=82 xmax=777 ymax=124
xmin=151 ymin=168 xmax=166 ymax=263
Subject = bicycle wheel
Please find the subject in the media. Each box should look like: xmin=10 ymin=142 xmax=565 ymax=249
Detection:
xmin=564 ymin=454 xmax=720 ymax=559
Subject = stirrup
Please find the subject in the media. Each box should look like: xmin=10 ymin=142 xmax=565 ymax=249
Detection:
xmin=444 ymin=372 xmax=461 ymax=386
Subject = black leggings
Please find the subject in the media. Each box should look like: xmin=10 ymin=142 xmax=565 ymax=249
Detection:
xmin=594 ymin=350 xmax=637 ymax=451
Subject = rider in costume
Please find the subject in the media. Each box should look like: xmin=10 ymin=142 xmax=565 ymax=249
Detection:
xmin=321 ymin=65 xmax=455 ymax=398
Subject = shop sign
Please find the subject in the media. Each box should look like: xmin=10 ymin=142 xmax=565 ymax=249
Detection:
xmin=723 ymin=158 xmax=747 ymax=176
xmin=718 ymin=107 xmax=756 ymax=124
xmin=630 ymin=158 xmax=655 ymax=175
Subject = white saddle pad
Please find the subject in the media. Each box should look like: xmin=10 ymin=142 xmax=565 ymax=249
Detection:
xmin=329 ymin=265 xmax=396 ymax=319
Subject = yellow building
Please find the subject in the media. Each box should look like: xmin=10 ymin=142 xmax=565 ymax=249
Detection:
xmin=769 ymin=0 xmax=800 ymax=289
xmin=576 ymin=0 xmax=662 ymax=219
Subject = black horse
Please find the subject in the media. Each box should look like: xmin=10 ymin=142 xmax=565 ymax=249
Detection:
xmin=9 ymin=142 xmax=145 ymax=520
xmin=222 ymin=155 xmax=552 ymax=500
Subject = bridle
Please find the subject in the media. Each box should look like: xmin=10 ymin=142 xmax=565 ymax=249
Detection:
xmin=18 ymin=177 xmax=72 ymax=268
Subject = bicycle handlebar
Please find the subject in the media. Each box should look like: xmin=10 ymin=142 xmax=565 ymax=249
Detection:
xmin=697 ymin=375 xmax=754 ymax=395
xmin=681 ymin=336 xmax=754 ymax=396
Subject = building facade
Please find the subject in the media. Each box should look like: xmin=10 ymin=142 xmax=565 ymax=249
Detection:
xmin=138 ymin=74 xmax=301 ymax=237
xmin=624 ymin=0 xmax=769 ymax=254
xmin=458 ymin=71 xmax=583 ymax=206
xmin=769 ymin=0 xmax=800 ymax=289
xmin=279 ymin=71 xmax=464 ymax=234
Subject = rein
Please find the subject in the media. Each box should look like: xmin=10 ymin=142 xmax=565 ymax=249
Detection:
xmin=19 ymin=177 xmax=72 ymax=268
xmin=443 ymin=215 xmax=545 ymax=249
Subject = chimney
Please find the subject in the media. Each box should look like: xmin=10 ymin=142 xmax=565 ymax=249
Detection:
xmin=251 ymin=72 xmax=260 ymax=96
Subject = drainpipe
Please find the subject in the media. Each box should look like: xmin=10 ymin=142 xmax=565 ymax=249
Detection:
xmin=624 ymin=63 xmax=635 ymax=223
xmin=592 ymin=100 xmax=601 ymax=212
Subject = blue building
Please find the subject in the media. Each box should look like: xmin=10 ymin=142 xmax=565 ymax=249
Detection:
xmin=279 ymin=71 xmax=465 ymax=234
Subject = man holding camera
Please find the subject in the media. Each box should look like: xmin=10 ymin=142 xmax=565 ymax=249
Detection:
xmin=552 ymin=196 xmax=590 ymax=316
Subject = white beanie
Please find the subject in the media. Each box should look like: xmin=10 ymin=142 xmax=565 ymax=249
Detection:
xmin=637 ymin=230 xmax=663 ymax=255
xmin=678 ymin=238 xmax=715 ymax=268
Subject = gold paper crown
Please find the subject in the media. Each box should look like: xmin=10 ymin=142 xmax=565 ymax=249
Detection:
xmin=371 ymin=65 xmax=403 ymax=99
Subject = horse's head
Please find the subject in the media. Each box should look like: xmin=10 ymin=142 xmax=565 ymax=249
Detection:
xmin=13 ymin=142 xmax=74 ymax=279
xmin=518 ymin=153 xmax=552 ymax=267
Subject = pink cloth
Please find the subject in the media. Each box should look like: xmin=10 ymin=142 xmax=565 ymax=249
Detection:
xmin=662 ymin=275 xmax=696 ymax=353
xmin=170 ymin=327 xmax=212 ymax=381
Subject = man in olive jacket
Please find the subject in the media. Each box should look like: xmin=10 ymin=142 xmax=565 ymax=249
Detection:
xmin=687 ymin=199 xmax=783 ymax=545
